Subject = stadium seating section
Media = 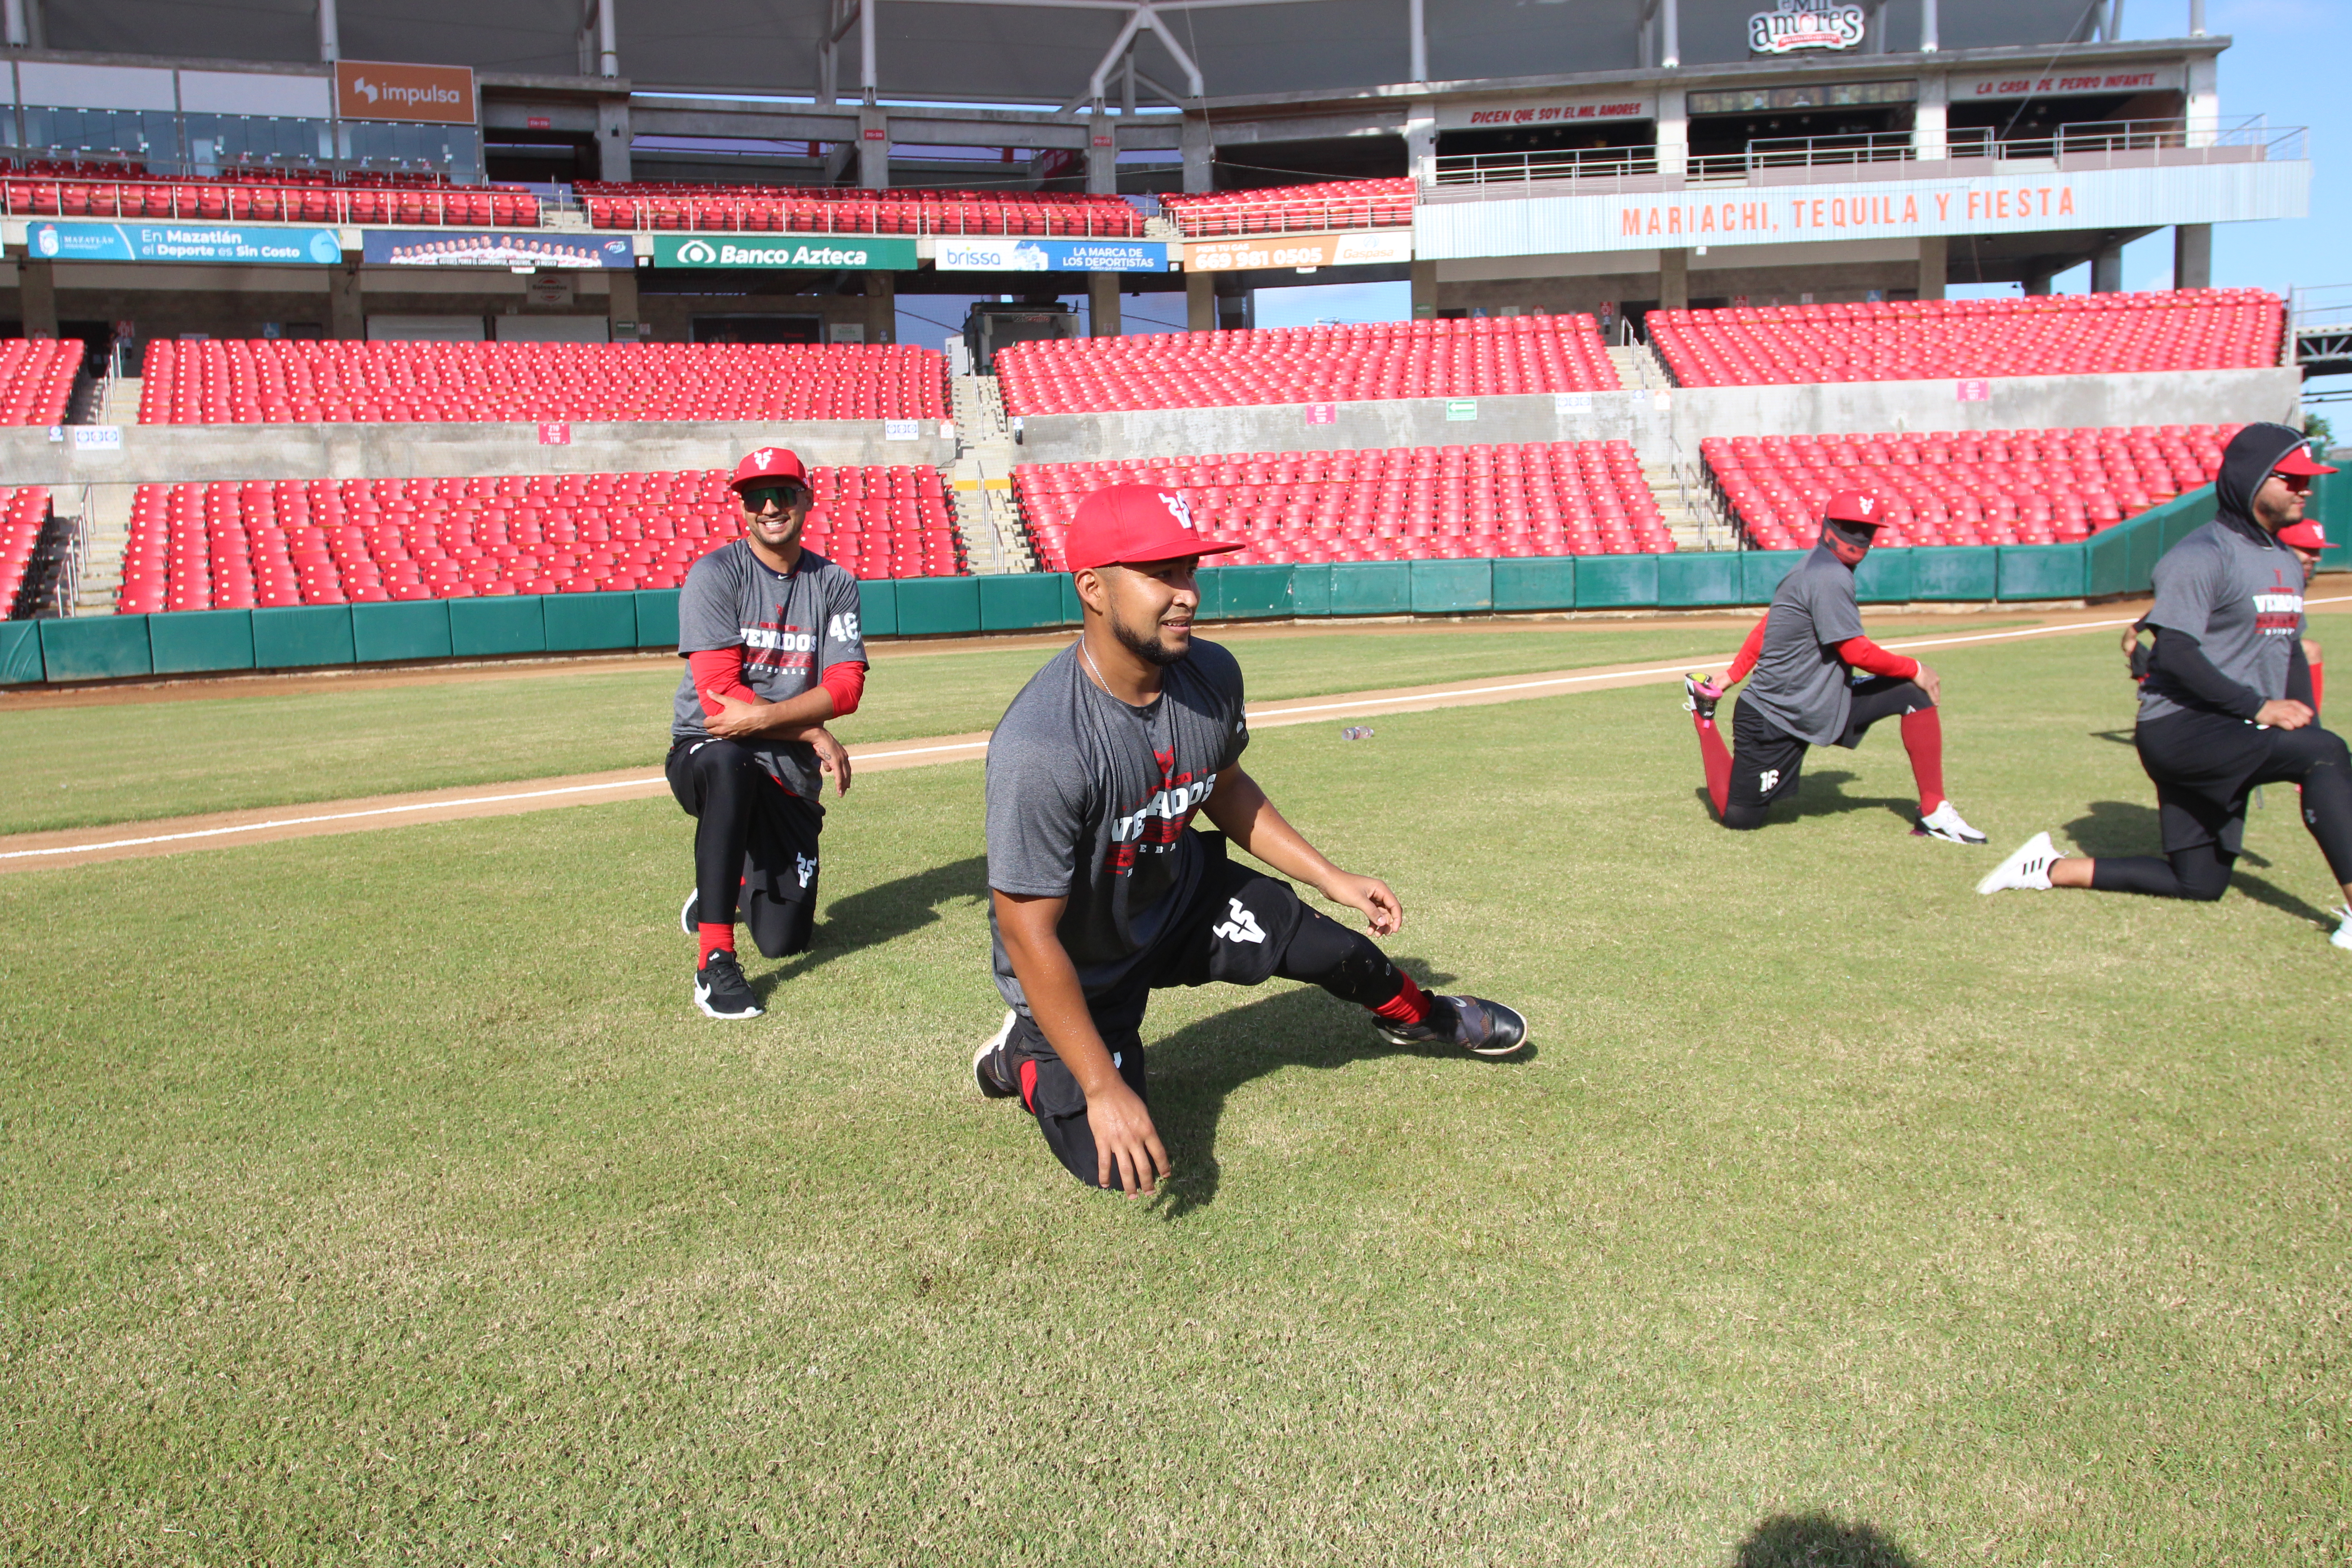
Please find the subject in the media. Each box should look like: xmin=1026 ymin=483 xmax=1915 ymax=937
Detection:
xmin=1013 ymin=441 xmax=1671 ymax=569
xmin=1703 ymin=424 xmax=2244 ymax=550
xmin=997 ymin=315 xmax=1619 ymax=416
xmin=116 ymin=467 xmax=962 ymax=614
xmin=1160 ymin=178 xmax=1416 ymax=237
xmin=137 ymin=341 xmax=947 ymax=423
xmin=0 ymin=339 xmax=82 ymax=425
xmin=0 ymin=487 xmax=54 ymax=615
xmin=579 ymin=182 xmax=1143 ymax=235
xmin=3 ymin=169 xmax=539 ymax=226
xmin=1648 ymin=290 xmax=2283 ymax=387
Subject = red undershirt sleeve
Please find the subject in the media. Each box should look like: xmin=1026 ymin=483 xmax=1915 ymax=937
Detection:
xmin=818 ymin=661 xmax=867 ymax=717
xmin=1724 ymin=615 xmax=1769 ymax=685
xmin=688 ymin=647 xmax=755 ymax=719
xmin=1836 ymin=634 xmax=1921 ymax=681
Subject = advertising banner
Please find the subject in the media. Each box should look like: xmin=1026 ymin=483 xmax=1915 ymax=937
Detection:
xmin=1438 ymin=94 xmax=1655 ymax=131
xmin=1416 ymin=160 xmax=2310 ymax=260
xmin=1951 ymin=65 xmax=2180 ymax=101
xmin=28 ymin=220 xmax=343 ymax=265
xmin=652 ymin=234 xmax=918 ymax=270
xmin=934 ymin=236 xmax=1174 ymax=272
xmin=1183 ymin=230 xmax=1414 ymax=273
xmin=363 ymin=230 xmax=633 ymax=268
xmin=335 ymin=60 xmax=477 ymax=125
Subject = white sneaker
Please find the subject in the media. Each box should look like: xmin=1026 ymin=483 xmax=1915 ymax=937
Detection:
xmin=1976 ymin=831 xmax=2059 ymax=895
xmin=2331 ymin=907 xmax=2352 ymax=951
xmin=1916 ymin=800 xmax=1989 ymax=845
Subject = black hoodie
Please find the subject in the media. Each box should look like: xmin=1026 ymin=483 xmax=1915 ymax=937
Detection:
xmin=2142 ymin=421 xmax=2313 ymax=720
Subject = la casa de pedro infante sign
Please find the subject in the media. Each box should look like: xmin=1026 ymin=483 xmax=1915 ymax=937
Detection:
xmin=1749 ymin=0 xmax=1868 ymax=54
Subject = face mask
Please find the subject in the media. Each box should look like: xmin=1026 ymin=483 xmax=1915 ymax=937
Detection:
xmin=1820 ymin=517 xmax=1876 ymax=566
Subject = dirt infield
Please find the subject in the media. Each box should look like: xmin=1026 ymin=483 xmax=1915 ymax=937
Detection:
xmin=0 ymin=600 xmax=2184 ymax=873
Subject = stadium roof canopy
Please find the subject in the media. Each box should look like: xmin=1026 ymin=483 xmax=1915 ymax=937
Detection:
xmin=51 ymin=0 xmax=2154 ymax=107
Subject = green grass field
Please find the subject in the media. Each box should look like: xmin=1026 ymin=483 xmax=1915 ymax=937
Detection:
xmin=4 ymin=615 xmax=2347 ymax=1565
xmin=0 ymin=616 xmax=2027 ymax=837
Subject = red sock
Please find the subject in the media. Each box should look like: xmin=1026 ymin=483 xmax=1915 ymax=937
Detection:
xmin=1372 ymin=970 xmax=1431 ymax=1025
xmin=697 ymin=922 xmax=735 ymax=965
xmin=1694 ymin=710 xmax=1733 ymax=818
xmin=1901 ymin=707 xmax=1945 ymax=817
xmin=2312 ymin=659 xmax=2325 ymax=716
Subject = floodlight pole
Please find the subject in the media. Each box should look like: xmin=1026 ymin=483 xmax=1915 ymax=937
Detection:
xmin=598 ymin=0 xmax=619 ymax=76
xmin=1408 ymin=0 xmax=1426 ymax=82
xmin=316 ymin=0 xmax=339 ymax=62
xmin=1919 ymin=0 xmax=1937 ymax=51
xmin=2187 ymin=0 xmax=2203 ymax=36
xmin=4 ymin=0 xmax=27 ymax=48
xmin=1660 ymin=0 xmax=1679 ymax=69
xmin=862 ymin=0 xmax=877 ymax=103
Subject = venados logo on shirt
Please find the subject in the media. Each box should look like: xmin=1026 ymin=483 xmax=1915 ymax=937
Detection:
xmin=2253 ymin=589 xmax=2304 ymax=633
xmin=1104 ymin=751 xmax=1216 ymax=871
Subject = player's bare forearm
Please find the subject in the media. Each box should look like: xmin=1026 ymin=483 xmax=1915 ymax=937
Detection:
xmin=990 ymin=892 xmax=1122 ymax=1096
xmin=1204 ymin=769 xmax=1403 ymax=934
xmin=705 ymin=686 xmax=837 ymax=740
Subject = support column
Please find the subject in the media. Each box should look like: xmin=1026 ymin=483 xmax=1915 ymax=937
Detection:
xmin=1179 ymin=114 xmax=1212 ymax=194
xmin=2185 ymin=52 xmax=2219 ymax=147
xmin=316 ymin=0 xmax=339 ymax=60
xmin=1660 ymin=0 xmax=1680 ymax=67
xmin=1410 ymin=258 xmax=1438 ymax=319
xmin=329 ymin=262 xmax=364 ymax=338
xmin=1916 ymin=235 xmax=1947 ymax=300
xmin=597 ymin=96 xmax=632 ymax=182
xmin=1659 ymin=247 xmax=1688 ymax=311
xmin=3 ymin=0 xmax=27 ymax=49
xmin=21 ymin=258 xmax=56 ymax=339
xmin=1656 ymin=87 xmax=1688 ymax=179
xmin=1186 ymin=269 xmax=1214 ymax=331
xmin=2091 ymin=243 xmax=2124 ymax=294
xmin=1086 ymin=125 xmax=1118 ymax=195
xmin=1087 ymin=271 xmax=1120 ymax=337
xmin=2173 ymin=224 xmax=2212 ymax=290
xmin=1913 ymin=71 xmax=1947 ymax=161
xmin=607 ymin=266 xmax=639 ymax=339
xmin=1919 ymin=0 xmax=1938 ymax=51
xmin=1404 ymin=112 xmax=1436 ymax=187
xmin=2024 ymin=269 xmax=2054 ymax=297
xmin=858 ymin=106 xmax=889 ymax=190
xmin=864 ymin=269 xmax=895 ymax=343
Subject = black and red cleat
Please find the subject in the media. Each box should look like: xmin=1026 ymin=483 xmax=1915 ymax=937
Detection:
xmin=1375 ymin=994 xmax=1529 ymax=1057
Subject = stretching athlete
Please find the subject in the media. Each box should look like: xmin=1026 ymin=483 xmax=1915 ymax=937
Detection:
xmin=1682 ymin=489 xmax=1986 ymax=843
xmin=2124 ymin=514 xmax=2325 ymax=711
xmin=974 ymin=485 xmax=1527 ymax=1196
xmin=1980 ymin=424 xmax=2352 ymax=949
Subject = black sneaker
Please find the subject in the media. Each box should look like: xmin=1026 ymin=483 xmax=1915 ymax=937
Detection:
xmin=679 ymin=889 xmax=700 ymax=935
xmin=1681 ymin=674 xmax=1718 ymax=722
xmin=693 ymin=950 xmax=762 ymax=1019
xmin=972 ymin=1010 xmax=1019 ymax=1098
xmin=1376 ymin=994 xmax=1529 ymax=1056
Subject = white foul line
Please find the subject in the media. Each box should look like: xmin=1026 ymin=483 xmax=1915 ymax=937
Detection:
xmin=13 ymin=598 xmax=2346 ymax=863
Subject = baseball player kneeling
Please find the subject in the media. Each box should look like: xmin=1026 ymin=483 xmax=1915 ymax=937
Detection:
xmin=972 ymin=485 xmax=1527 ymax=1196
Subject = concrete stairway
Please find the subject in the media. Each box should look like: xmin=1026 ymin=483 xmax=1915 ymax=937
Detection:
xmin=1606 ymin=340 xmax=1674 ymax=394
xmin=946 ymin=374 xmax=1034 ymax=573
xmin=1639 ymin=459 xmax=1728 ymax=553
xmin=106 ymin=376 xmax=142 ymax=426
xmin=69 ymin=484 xmax=135 ymax=616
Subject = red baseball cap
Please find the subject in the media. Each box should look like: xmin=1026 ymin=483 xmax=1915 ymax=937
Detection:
xmin=2273 ymin=444 xmax=2338 ymax=478
xmin=2278 ymin=517 xmax=2328 ymax=550
xmin=1065 ymin=484 xmax=1245 ymax=572
xmin=1823 ymin=489 xmax=1886 ymax=526
xmin=729 ymin=446 xmax=808 ymax=490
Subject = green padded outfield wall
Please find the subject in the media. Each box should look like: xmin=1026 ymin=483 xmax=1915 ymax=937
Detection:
xmin=1493 ymin=558 xmax=1575 ymax=611
xmin=147 ymin=608 xmax=255 ymax=675
xmin=0 ymin=619 xmax=42 ymax=684
xmin=451 ymin=596 xmax=545 ymax=658
xmin=37 ymin=615 xmax=150 ymax=681
xmin=1411 ymin=559 xmax=1492 ymax=614
xmin=352 ymin=600 xmax=452 ymax=664
xmin=252 ymin=605 xmax=354 ymax=669
xmin=1658 ymin=552 xmax=1741 ymax=608
xmin=894 ymin=577 xmax=983 ymax=637
xmin=978 ymin=572 xmax=1068 ymax=632
xmin=543 ymin=590 xmax=637 ymax=652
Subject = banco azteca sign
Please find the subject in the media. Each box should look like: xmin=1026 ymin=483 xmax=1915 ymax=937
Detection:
xmin=652 ymin=235 xmax=918 ymax=270
xmin=1749 ymin=0 xmax=1866 ymax=53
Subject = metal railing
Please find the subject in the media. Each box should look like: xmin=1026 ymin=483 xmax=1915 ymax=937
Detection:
xmin=1161 ymin=190 xmax=1416 ymax=240
xmin=1431 ymin=116 xmax=2303 ymax=194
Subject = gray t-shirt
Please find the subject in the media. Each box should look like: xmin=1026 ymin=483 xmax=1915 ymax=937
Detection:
xmin=2137 ymin=519 xmax=2306 ymax=724
xmin=671 ymin=539 xmax=867 ymax=799
xmin=1742 ymin=547 xmax=1867 ymax=747
xmin=985 ymin=638 xmax=1250 ymax=1009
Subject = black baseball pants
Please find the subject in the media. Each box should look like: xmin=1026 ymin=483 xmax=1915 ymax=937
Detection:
xmin=2089 ymin=711 xmax=2352 ymax=901
xmin=665 ymin=737 xmax=824 ymax=958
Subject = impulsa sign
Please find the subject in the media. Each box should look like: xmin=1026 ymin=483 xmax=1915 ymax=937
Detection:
xmin=334 ymin=60 xmax=478 ymax=125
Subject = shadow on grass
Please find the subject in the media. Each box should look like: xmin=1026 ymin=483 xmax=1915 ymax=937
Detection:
xmin=2089 ymin=726 xmax=2138 ymax=747
xmin=1735 ymin=1513 xmax=1921 ymax=1568
xmin=1684 ymin=769 xmax=1912 ymax=829
xmin=2062 ymin=801 xmax=2337 ymax=927
xmin=1137 ymin=967 xmax=1533 ymax=1220
xmin=751 ymin=854 xmax=989 ymax=999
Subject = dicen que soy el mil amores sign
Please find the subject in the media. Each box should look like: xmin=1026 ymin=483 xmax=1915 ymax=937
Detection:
xmin=334 ymin=60 xmax=477 ymax=125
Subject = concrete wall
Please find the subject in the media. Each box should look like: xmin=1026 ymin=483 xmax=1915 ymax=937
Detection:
xmin=1015 ymin=367 xmax=2301 ymax=466
xmin=0 ymin=420 xmax=957 ymax=485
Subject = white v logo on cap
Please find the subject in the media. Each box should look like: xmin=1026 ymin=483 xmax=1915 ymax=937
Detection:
xmin=752 ymin=448 xmax=775 ymax=470
xmin=1159 ymin=491 xmax=1196 ymax=531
